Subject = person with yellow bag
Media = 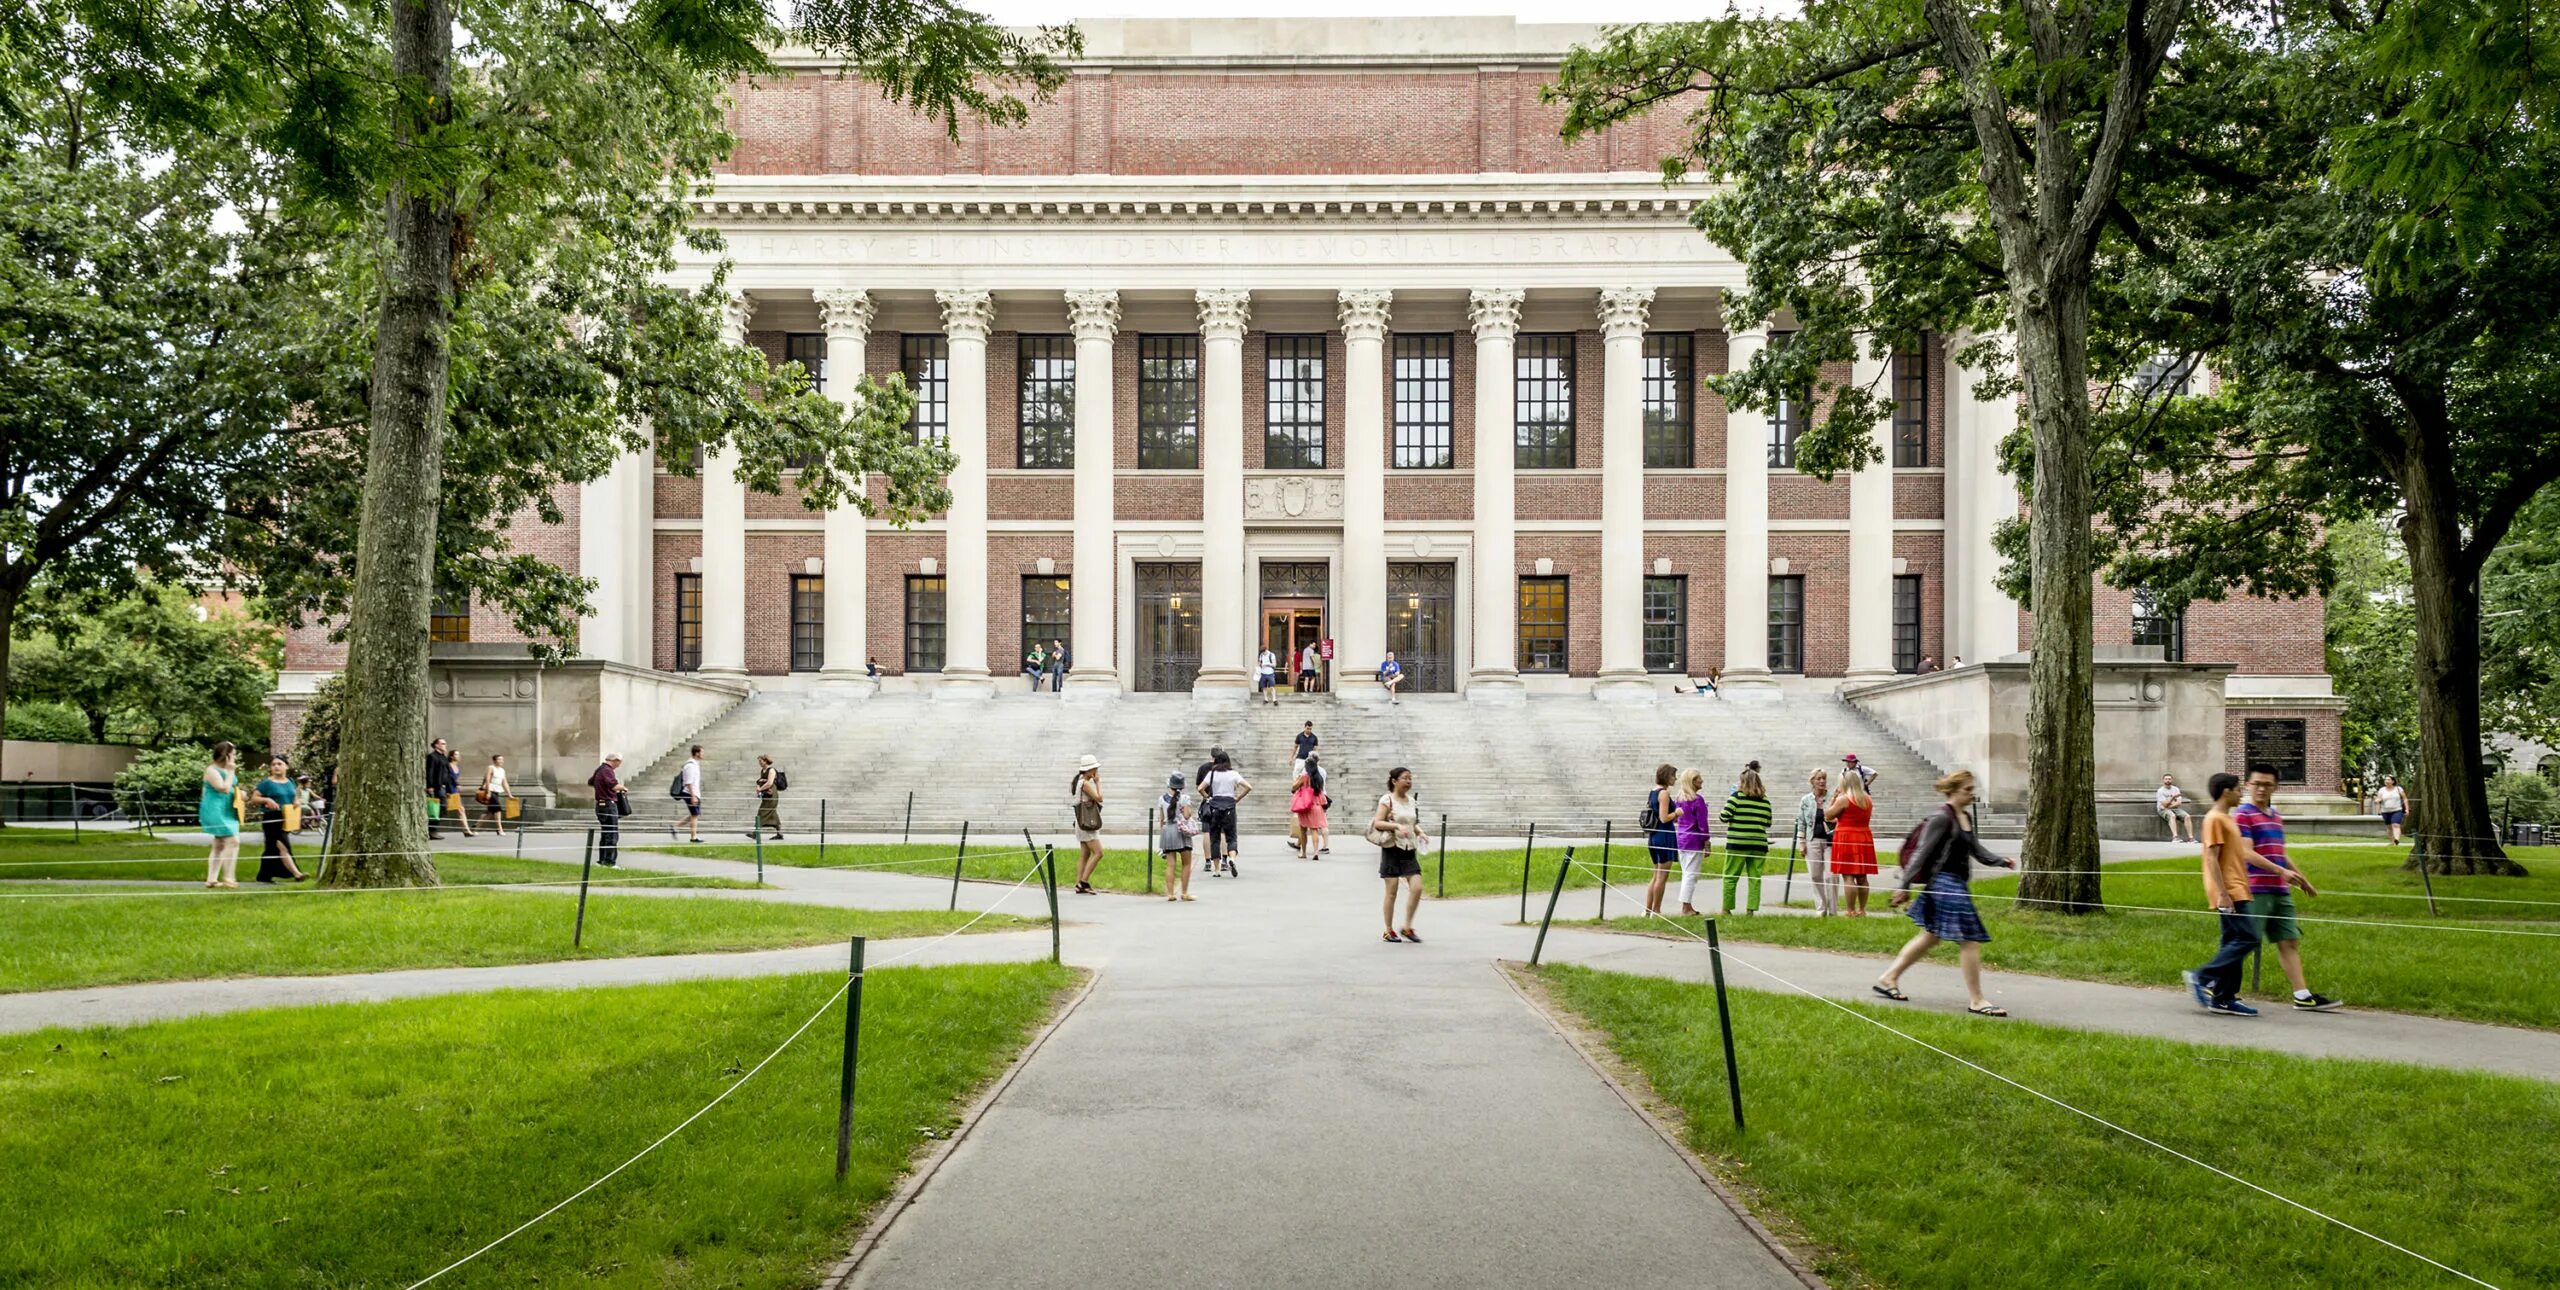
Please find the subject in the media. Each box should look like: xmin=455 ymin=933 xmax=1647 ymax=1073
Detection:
xmin=251 ymin=756 xmax=308 ymax=882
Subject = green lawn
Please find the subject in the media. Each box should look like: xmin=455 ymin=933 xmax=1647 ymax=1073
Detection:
xmin=1 ymin=890 xmax=1043 ymax=993
xmin=0 ymin=830 xmax=748 ymax=888
xmin=0 ymin=963 xmax=1080 ymax=1287
xmin=648 ymin=839 xmax=1166 ymax=894
xmin=1430 ymin=841 xmax=1890 ymax=902
xmin=1533 ymin=964 xmax=2558 ymax=1290
xmin=1578 ymin=844 xmax=2560 ymax=1030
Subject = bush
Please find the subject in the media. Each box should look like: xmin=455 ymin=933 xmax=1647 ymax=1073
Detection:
xmin=2487 ymin=772 xmax=2560 ymax=827
xmin=5 ymin=701 xmax=94 ymax=744
xmin=291 ymin=674 xmax=346 ymax=796
xmin=114 ymin=743 xmax=215 ymax=818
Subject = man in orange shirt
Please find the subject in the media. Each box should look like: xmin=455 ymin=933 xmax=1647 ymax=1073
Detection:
xmin=2183 ymin=772 xmax=2266 ymax=1017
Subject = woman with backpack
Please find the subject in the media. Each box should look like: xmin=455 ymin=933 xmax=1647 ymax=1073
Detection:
xmin=1159 ymin=772 xmax=1199 ymax=901
xmin=1671 ymin=768 xmax=1712 ymax=916
xmin=1825 ymin=757 xmax=1879 ymax=916
xmin=1070 ymin=755 xmax=1105 ymax=894
xmin=1873 ymin=769 xmax=2017 ymax=1016
xmin=1716 ymin=766 xmax=1775 ymax=916
xmin=753 ymin=755 xmax=784 ymax=841
xmin=1197 ymin=750 xmax=1248 ymax=878
xmin=1641 ymin=763 xmax=1678 ymax=915
xmin=1291 ymin=753 xmax=1328 ymax=861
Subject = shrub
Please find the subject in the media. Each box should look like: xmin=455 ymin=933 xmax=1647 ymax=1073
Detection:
xmin=2487 ymin=772 xmax=2560 ymax=828
xmin=5 ymin=701 xmax=94 ymax=744
xmin=114 ymin=743 xmax=216 ymax=819
xmin=290 ymin=674 xmax=346 ymax=796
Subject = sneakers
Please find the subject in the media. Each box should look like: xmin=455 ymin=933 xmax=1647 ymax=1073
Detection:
xmin=2205 ymin=999 xmax=2259 ymax=1018
xmin=2182 ymin=970 xmax=2210 ymax=1010
xmin=2293 ymin=993 xmax=2345 ymax=1012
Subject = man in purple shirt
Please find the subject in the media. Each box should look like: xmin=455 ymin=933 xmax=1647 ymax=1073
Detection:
xmin=2234 ymin=763 xmax=2341 ymax=1011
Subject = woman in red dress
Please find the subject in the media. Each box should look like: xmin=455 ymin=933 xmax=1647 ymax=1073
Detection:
xmin=1825 ymin=754 xmax=1880 ymax=916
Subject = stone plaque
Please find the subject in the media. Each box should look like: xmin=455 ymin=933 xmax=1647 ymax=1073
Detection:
xmin=2243 ymin=718 xmax=2309 ymax=786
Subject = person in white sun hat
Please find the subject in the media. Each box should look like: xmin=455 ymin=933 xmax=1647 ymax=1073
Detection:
xmin=1071 ymin=754 xmax=1105 ymax=893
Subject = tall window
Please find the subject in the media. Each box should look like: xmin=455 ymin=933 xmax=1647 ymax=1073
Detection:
xmin=1017 ymin=335 xmax=1075 ymax=469
xmin=786 ymin=332 xmax=827 ymax=394
xmin=1138 ymin=335 xmax=1201 ymax=468
xmin=1515 ymin=334 xmax=1576 ymax=468
xmin=1265 ymin=335 xmax=1326 ymax=469
xmin=903 ymin=335 xmax=948 ymax=444
xmin=904 ymin=575 xmax=947 ymax=672
xmin=1893 ymin=342 xmax=1929 ymax=467
xmin=1643 ymin=334 xmax=1694 ymax=467
xmin=1021 ymin=575 xmax=1071 ymax=668
xmin=1392 ymin=334 xmax=1454 ymax=468
xmin=673 ymin=575 xmax=702 ymax=672
xmin=429 ymin=596 xmax=471 ymax=643
xmin=1768 ymin=335 xmax=1809 ymax=468
xmin=1893 ymin=575 xmax=1922 ymax=673
xmin=1768 ymin=575 xmax=1805 ymax=674
xmin=789 ymin=575 xmax=825 ymax=672
xmin=1643 ymin=576 xmax=1687 ymax=673
xmin=2133 ymin=352 xmax=2197 ymax=398
xmin=2133 ymin=587 xmax=2184 ymax=661
xmin=1518 ymin=576 xmax=1570 ymax=672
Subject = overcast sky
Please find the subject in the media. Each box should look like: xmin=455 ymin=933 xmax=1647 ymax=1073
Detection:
xmin=967 ymin=2 xmax=1767 ymax=23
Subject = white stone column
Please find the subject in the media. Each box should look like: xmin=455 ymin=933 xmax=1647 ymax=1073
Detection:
xmin=1467 ymin=288 xmax=1526 ymax=701
xmin=1594 ymin=286 xmax=1656 ymax=701
xmin=1845 ymin=343 xmax=1898 ymax=682
xmin=1947 ymin=334 xmax=2021 ymax=665
xmin=1064 ymin=289 xmax=1121 ymax=696
xmin=936 ymin=289 xmax=996 ymax=697
xmin=1194 ymin=288 xmax=1253 ymax=696
xmin=814 ymin=288 xmax=876 ymax=690
xmin=573 ymin=316 xmax=651 ymax=667
xmin=1336 ymin=289 xmax=1393 ymax=704
xmin=698 ymin=292 xmax=754 ymax=676
xmin=1720 ymin=323 xmax=1780 ymax=699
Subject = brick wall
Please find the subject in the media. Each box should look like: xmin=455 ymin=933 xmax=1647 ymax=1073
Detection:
xmin=988 ymin=534 xmax=1077 ymax=673
xmin=1768 ymin=533 xmax=1851 ymax=677
xmin=651 ymin=532 xmax=702 ymax=673
xmin=869 ymin=531 xmax=946 ymax=674
xmin=744 ymin=533 xmax=824 ymax=675
xmin=1644 ymin=534 xmax=1724 ymax=677
xmin=1516 ymin=475 xmax=1601 ymax=521
xmin=1894 ymin=533 xmax=1948 ymax=671
xmin=1515 ymin=535 xmax=1601 ymax=676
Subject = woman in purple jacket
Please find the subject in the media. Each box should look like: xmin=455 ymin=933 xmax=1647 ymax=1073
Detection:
xmin=1671 ymin=768 xmax=1713 ymax=916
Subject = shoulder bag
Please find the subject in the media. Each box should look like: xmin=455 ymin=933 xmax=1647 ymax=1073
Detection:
xmin=1073 ymin=795 xmax=1103 ymax=832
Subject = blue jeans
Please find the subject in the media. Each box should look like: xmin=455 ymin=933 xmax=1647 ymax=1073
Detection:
xmin=2195 ymin=909 xmax=2260 ymax=1004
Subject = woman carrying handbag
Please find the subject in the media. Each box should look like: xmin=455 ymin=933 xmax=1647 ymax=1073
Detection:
xmin=1159 ymin=772 xmax=1201 ymax=902
xmin=1290 ymin=754 xmax=1328 ymax=861
xmin=1370 ymin=767 xmax=1428 ymax=943
xmin=475 ymin=754 xmax=511 ymax=839
xmin=1071 ymin=755 xmax=1106 ymax=894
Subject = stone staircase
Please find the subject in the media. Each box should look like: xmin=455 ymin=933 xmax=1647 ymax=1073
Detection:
xmin=621 ymin=689 xmax=1968 ymax=845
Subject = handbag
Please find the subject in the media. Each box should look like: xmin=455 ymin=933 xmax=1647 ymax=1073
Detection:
xmin=444 ymin=792 xmax=464 ymax=815
xmin=282 ymin=804 xmax=303 ymax=832
xmin=1073 ymin=798 xmax=1103 ymax=831
xmin=503 ymin=795 xmax=522 ymax=820
xmin=614 ymin=793 xmax=633 ymax=818
xmin=1177 ymin=815 xmax=1203 ymax=838
xmin=1365 ymin=824 xmax=1402 ymax=849
xmin=1289 ymin=784 xmax=1316 ymax=812
xmin=475 ymin=787 xmax=494 ymax=805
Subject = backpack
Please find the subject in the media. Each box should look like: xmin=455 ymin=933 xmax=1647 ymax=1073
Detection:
xmin=1899 ymin=805 xmax=1952 ymax=886
xmin=669 ymin=771 xmax=686 ymax=799
xmin=771 ymin=769 xmax=788 ymax=793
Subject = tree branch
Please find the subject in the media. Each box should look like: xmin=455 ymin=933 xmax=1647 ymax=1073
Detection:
xmin=2464 ymin=462 xmax=2560 ymax=574
xmin=2063 ymin=0 xmax=2190 ymax=267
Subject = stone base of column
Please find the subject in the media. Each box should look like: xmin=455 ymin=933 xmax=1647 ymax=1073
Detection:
xmin=1334 ymin=675 xmax=1394 ymax=707
xmin=1840 ymin=668 xmax=1899 ymax=693
xmin=1061 ymin=667 xmax=1121 ymax=701
xmin=1713 ymin=668 xmax=1786 ymax=704
xmin=697 ymin=665 xmax=747 ymax=680
xmin=930 ymin=668 xmax=996 ymax=701
xmin=1591 ymin=669 xmax=1659 ymax=705
xmin=815 ymin=669 xmax=879 ymax=696
xmin=1190 ymin=667 xmax=1252 ymax=704
xmin=1465 ymin=669 xmax=1527 ymax=705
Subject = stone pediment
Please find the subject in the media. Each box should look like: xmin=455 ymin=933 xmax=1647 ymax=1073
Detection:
xmin=1242 ymin=473 xmax=1345 ymax=524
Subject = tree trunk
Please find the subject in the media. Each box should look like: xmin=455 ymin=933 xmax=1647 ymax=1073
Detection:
xmin=323 ymin=0 xmax=454 ymax=889
xmin=2012 ymin=283 xmax=2104 ymax=914
xmin=2399 ymin=454 xmax=2523 ymax=876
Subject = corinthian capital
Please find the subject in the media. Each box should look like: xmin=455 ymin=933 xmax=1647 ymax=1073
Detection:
xmin=1468 ymin=288 xmax=1525 ymax=341
xmin=1336 ymin=289 xmax=1393 ymax=343
xmin=1598 ymin=286 xmax=1655 ymax=340
xmin=1196 ymin=288 xmax=1252 ymax=341
xmin=719 ymin=291 xmax=757 ymax=345
xmin=814 ymin=288 xmax=875 ymax=340
xmin=936 ymin=289 xmax=995 ymax=341
xmin=1066 ymin=289 xmax=1122 ymax=342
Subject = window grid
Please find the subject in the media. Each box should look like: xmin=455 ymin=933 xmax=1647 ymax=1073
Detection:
xmin=2132 ymin=588 xmax=2185 ymax=662
xmin=673 ymin=575 xmax=702 ymax=672
xmin=1893 ymin=575 xmax=1923 ymax=673
xmin=1893 ymin=342 xmax=1929 ymax=467
xmin=1643 ymin=334 xmax=1694 ymax=468
xmin=1515 ymin=334 xmax=1576 ymax=469
xmin=1768 ymin=333 xmax=1807 ymax=468
xmin=1518 ymin=576 xmax=1570 ymax=673
xmin=1137 ymin=334 xmax=1201 ymax=469
xmin=785 ymin=332 xmax=827 ymax=394
xmin=429 ymin=597 xmax=471 ymax=644
xmin=1021 ymin=576 xmax=1071 ymax=670
xmin=1643 ymin=576 xmax=1687 ymax=673
xmin=904 ymin=576 xmax=947 ymax=673
xmin=789 ymin=575 xmax=824 ymax=672
xmin=1017 ymin=335 xmax=1076 ymax=470
xmin=1264 ymin=334 xmax=1327 ymax=469
xmin=1392 ymin=334 xmax=1454 ymax=469
xmin=1768 ymin=575 xmax=1805 ymax=674
xmin=902 ymin=335 xmax=948 ymax=445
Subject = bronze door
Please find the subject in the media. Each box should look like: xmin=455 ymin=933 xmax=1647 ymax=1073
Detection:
xmin=1135 ymin=563 xmax=1202 ymax=692
xmin=1387 ymin=562 xmax=1456 ymax=692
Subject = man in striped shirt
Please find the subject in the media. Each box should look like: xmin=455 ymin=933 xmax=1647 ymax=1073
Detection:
xmin=1717 ymin=766 xmax=1776 ymax=916
xmin=2234 ymin=764 xmax=2342 ymax=1012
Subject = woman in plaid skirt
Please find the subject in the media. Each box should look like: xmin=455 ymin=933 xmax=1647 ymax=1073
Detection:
xmin=1872 ymin=769 xmax=2017 ymax=1017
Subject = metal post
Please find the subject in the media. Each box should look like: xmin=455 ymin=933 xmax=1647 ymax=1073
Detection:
xmin=1704 ymin=918 xmax=1745 ymax=1132
xmin=833 ymin=935 xmax=867 ymax=1180
xmin=1530 ymin=846 xmax=1578 ymax=965
xmin=1518 ymin=822 xmax=1538 ymax=923
xmin=2415 ymin=852 xmax=2439 ymax=917
xmin=1436 ymin=815 xmax=1448 ymax=899
xmin=949 ymin=821 xmax=971 ymax=912
xmin=573 ymin=828 xmax=596 ymax=947
xmin=1599 ymin=820 xmax=1613 ymax=922
xmin=1781 ymin=829 xmax=1799 ymax=907
xmin=818 ymin=799 xmax=828 ymax=866
xmin=2250 ymin=941 xmax=2263 ymax=992
xmin=515 ymin=828 xmax=525 ymax=861
xmin=902 ymin=791 xmax=914 ymax=845
xmin=1146 ymin=806 xmax=1156 ymax=895
xmin=1042 ymin=844 xmax=1062 ymax=964
xmin=754 ymin=830 xmax=764 ymax=886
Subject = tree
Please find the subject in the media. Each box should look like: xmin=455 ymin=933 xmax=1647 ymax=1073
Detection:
xmin=9 ymin=585 xmax=280 ymax=749
xmin=2481 ymin=484 xmax=2560 ymax=755
xmin=2322 ymin=519 xmax=2420 ymax=788
xmin=1554 ymin=0 xmax=2193 ymax=909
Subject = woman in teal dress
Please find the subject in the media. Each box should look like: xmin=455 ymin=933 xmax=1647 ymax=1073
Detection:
xmin=199 ymin=741 xmax=242 ymax=889
xmin=252 ymin=756 xmax=306 ymax=882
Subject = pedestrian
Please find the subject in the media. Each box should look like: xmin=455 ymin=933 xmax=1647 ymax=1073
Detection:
xmin=669 ymin=744 xmax=703 ymax=843
xmin=1024 ymin=641 xmax=1048 ymax=692
xmin=1677 ymin=667 xmax=1721 ymax=698
xmin=1070 ymin=754 xmax=1105 ymax=893
xmin=1197 ymin=749 xmax=1249 ymax=878
xmin=1257 ymin=644 xmax=1280 ymax=704
xmin=1159 ymin=772 xmax=1198 ymax=901
xmin=2183 ymin=772 xmax=2265 ymax=1016
xmin=865 ymin=656 xmax=882 ymax=678
xmin=1641 ymin=763 xmax=1678 ymax=915
xmin=590 ymin=753 xmax=627 ymax=868
xmin=1049 ymin=639 xmax=1068 ymax=694
xmin=1949 ymin=654 xmax=1965 ymax=668
xmin=425 ymin=737 xmax=461 ymax=839
xmin=1671 ymin=767 xmax=1712 ymax=916
xmin=2235 ymin=763 xmax=2342 ymax=1010
xmin=474 ymin=753 xmax=512 ymax=838
xmin=2157 ymin=773 xmax=2193 ymax=843
xmin=1716 ymin=766 xmax=1774 ymax=916
xmin=1379 ymin=651 xmax=1405 ymax=703
xmin=1825 ymin=754 xmax=1879 ymax=916
xmin=251 ymin=756 xmax=307 ymax=882
xmin=1796 ymin=768 xmax=1837 ymax=916
xmin=1294 ymin=721 xmax=1319 ymax=764
xmin=199 ymin=741 xmax=241 ymax=888
xmin=1298 ymin=639 xmax=1321 ymax=693
xmin=1370 ymin=766 xmax=1428 ymax=943
xmin=1291 ymin=753 xmax=1330 ymax=860
xmin=2374 ymin=774 xmax=2407 ymax=846
xmin=1918 ymin=654 xmax=1938 ymax=674
xmin=753 ymin=754 xmax=784 ymax=840
xmin=1873 ymin=769 xmax=2018 ymax=1015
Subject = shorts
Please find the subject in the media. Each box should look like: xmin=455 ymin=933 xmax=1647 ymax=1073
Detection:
xmin=2381 ymin=809 xmax=2405 ymax=825
xmin=2157 ymin=807 xmax=2184 ymax=825
xmin=2246 ymin=888 xmax=2301 ymax=943
xmin=1379 ymin=847 xmax=1421 ymax=879
xmin=1258 ymin=671 xmax=1277 ymax=690
xmin=684 ymin=798 xmax=702 ymax=817
xmin=1647 ymin=834 xmax=1677 ymax=867
xmin=1074 ymin=826 xmax=1101 ymax=843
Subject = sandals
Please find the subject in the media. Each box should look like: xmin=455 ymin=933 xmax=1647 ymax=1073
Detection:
xmin=1383 ymin=931 xmax=1403 ymax=943
xmin=1400 ymin=929 xmax=1422 ymax=943
xmin=1968 ymin=1004 xmax=2009 ymax=1017
xmin=1871 ymin=984 xmax=1909 ymax=1002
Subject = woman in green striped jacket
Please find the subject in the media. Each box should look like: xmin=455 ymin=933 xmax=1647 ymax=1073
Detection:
xmin=1716 ymin=767 xmax=1775 ymax=915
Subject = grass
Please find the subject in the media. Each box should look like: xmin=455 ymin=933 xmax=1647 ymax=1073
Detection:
xmin=1429 ymin=841 xmax=1896 ymax=902
xmin=0 ymin=889 xmax=1043 ymax=993
xmin=1532 ymin=963 xmax=2559 ymax=1290
xmin=647 ymin=839 xmax=1163 ymax=894
xmin=0 ymin=829 xmax=749 ymax=888
xmin=0 ymin=962 xmax=1080 ymax=1287
xmin=1576 ymin=843 xmax=2560 ymax=1031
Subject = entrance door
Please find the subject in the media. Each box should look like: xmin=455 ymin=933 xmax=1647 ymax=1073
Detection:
xmin=1387 ymin=562 xmax=1456 ymax=692
xmin=1135 ymin=562 xmax=1202 ymax=692
xmin=1259 ymin=561 xmax=1330 ymax=691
